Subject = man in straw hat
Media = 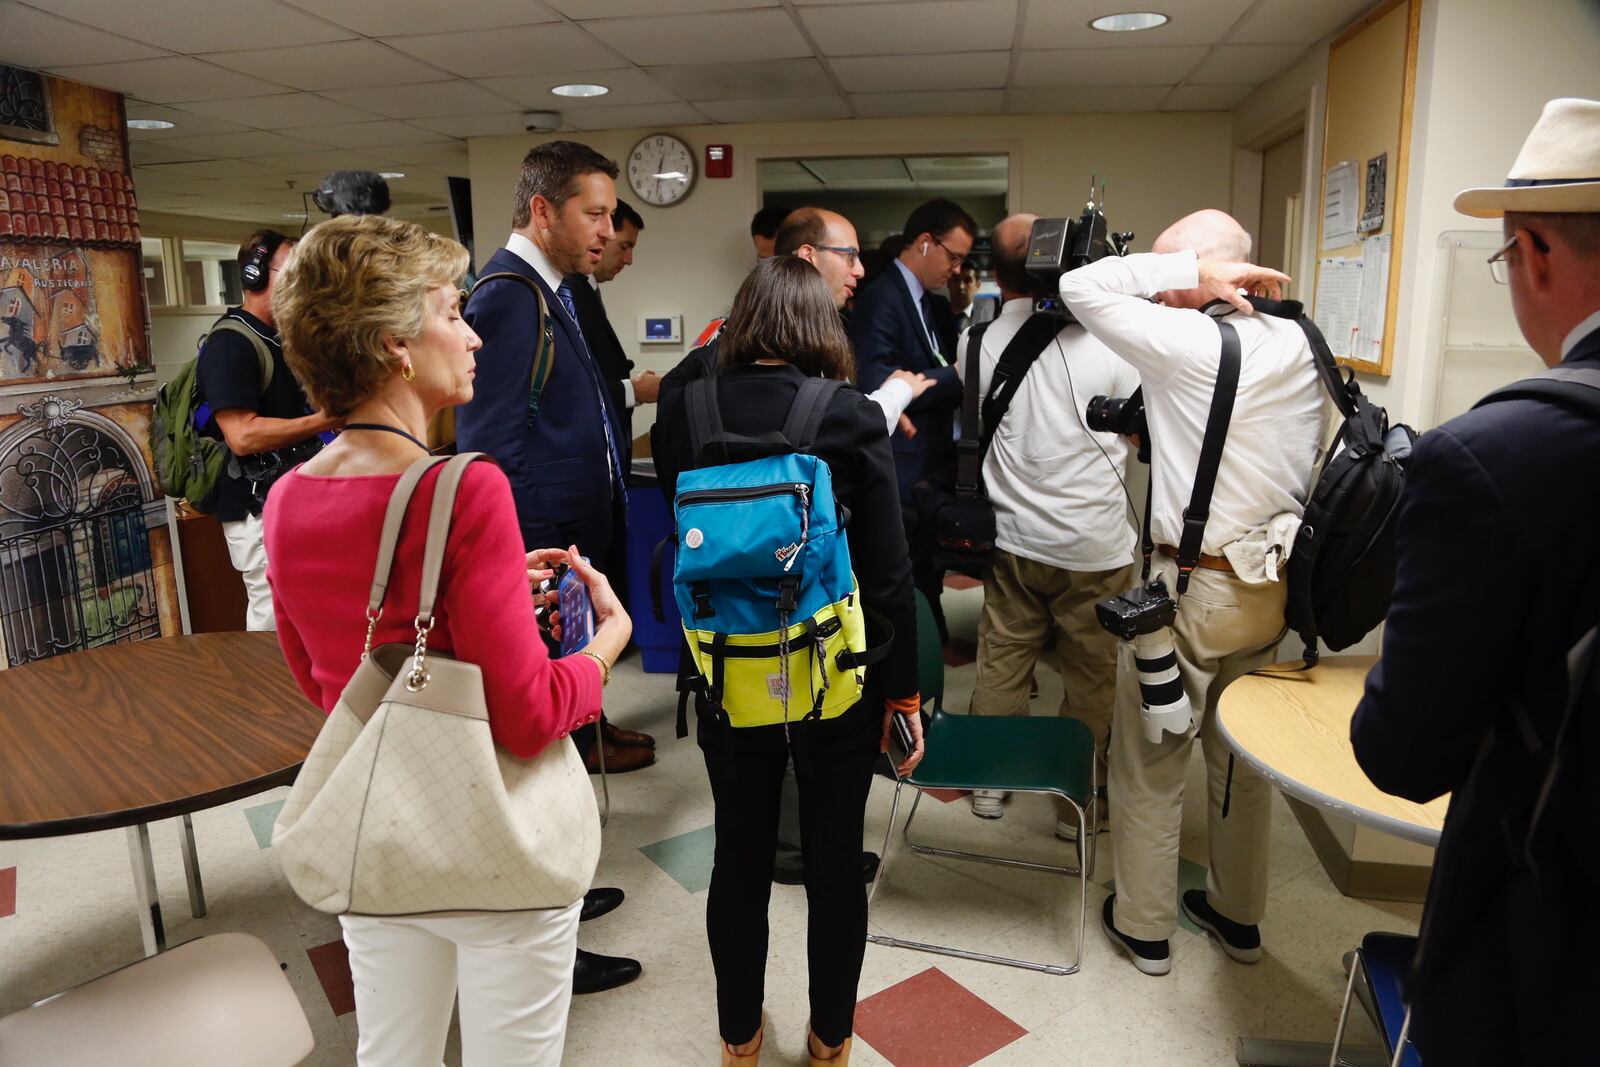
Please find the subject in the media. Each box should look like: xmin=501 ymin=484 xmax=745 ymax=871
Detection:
xmin=1352 ymin=98 xmax=1600 ymax=1063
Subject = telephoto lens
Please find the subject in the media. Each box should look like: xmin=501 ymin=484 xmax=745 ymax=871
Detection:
xmin=1132 ymin=628 xmax=1193 ymax=743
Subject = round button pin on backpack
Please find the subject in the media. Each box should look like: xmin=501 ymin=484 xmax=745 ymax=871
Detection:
xmin=685 ymin=528 xmax=704 ymax=549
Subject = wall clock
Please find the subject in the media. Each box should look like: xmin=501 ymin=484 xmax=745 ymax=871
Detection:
xmin=626 ymin=132 xmax=696 ymax=207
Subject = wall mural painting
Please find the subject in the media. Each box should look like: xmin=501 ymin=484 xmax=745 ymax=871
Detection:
xmin=0 ymin=66 xmax=175 ymax=668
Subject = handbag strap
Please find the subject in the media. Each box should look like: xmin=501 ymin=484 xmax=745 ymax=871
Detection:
xmin=367 ymin=455 xmax=452 ymax=619
xmin=418 ymin=452 xmax=490 ymax=621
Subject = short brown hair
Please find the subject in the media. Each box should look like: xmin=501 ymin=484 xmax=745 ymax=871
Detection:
xmin=773 ymin=207 xmax=825 ymax=256
xmin=512 ymin=140 xmax=619 ymax=229
xmin=718 ymin=255 xmax=854 ymax=382
xmin=238 ymin=228 xmax=289 ymax=273
xmin=271 ymin=215 xmax=469 ymax=417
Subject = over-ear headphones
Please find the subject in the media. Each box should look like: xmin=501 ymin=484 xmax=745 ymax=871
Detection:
xmin=241 ymin=231 xmax=287 ymax=292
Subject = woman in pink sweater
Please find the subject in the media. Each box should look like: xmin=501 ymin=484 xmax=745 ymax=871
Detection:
xmin=264 ymin=214 xmax=631 ymax=1067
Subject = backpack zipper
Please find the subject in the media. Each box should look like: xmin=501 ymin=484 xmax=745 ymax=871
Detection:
xmin=677 ymin=482 xmax=809 ymax=506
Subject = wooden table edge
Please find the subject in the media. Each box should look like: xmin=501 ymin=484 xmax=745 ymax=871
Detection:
xmin=1213 ymin=711 xmax=1441 ymax=848
xmin=0 ymin=762 xmax=302 ymax=842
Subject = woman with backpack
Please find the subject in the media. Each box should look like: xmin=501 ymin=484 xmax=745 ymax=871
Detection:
xmin=653 ymin=255 xmax=924 ymax=1065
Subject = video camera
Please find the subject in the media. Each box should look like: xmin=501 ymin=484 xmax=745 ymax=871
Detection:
xmin=1023 ymin=180 xmax=1134 ymax=302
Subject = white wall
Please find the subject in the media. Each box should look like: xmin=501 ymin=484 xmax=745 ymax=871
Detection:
xmin=467 ymin=112 xmax=1235 ymax=401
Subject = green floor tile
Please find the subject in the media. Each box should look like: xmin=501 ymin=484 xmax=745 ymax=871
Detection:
xmin=639 ymin=824 xmax=716 ymax=894
xmin=245 ymin=799 xmax=286 ymax=850
xmin=1103 ymin=856 xmax=1211 ymax=935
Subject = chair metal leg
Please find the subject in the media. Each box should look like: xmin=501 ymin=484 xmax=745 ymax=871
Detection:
xmin=1389 ymin=1009 xmax=1412 ymax=1067
xmin=1328 ymin=949 xmax=1364 ymax=1066
xmin=179 ymin=814 xmax=206 ymax=919
xmin=125 ymin=824 xmax=165 ymax=957
xmin=867 ymin=780 xmax=907 ymax=909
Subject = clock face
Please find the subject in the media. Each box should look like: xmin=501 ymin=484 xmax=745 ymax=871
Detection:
xmin=627 ymin=133 xmax=696 ymax=207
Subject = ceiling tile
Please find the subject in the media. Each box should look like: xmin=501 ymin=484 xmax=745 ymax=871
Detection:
xmin=197 ymin=40 xmax=444 ymax=92
xmin=240 ymin=149 xmax=405 ymax=172
xmin=647 ymin=58 xmax=833 ymax=102
xmin=0 ymin=2 xmax=167 ymax=66
xmin=408 ymin=112 xmax=538 ymax=137
xmin=547 ymin=0 xmax=775 ymax=13
xmin=278 ymin=0 xmax=556 ymax=36
xmin=157 ymin=130 xmax=329 ymax=156
xmin=1004 ymin=86 xmax=1171 ymax=114
xmin=137 ymin=158 xmax=276 ymax=179
xmin=831 ymin=51 xmax=1009 ymax=94
xmin=1185 ymin=43 xmax=1308 ymax=85
xmin=1021 ymin=0 xmax=1256 ymax=49
xmin=568 ymin=102 xmax=707 ymax=130
xmin=125 ymin=103 xmax=251 ymax=138
xmin=322 ymin=80 xmax=520 ymax=118
xmin=274 ymin=119 xmax=457 ymax=148
xmin=584 ymin=10 xmax=810 ymax=65
xmin=476 ymin=67 xmax=676 ymax=109
xmin=33 ymin=0 xmax=355 ymax=52
xmin=803 ymin=157 xmax=910 ymax=182
xmin=799 ymin=0 xmax=1015 ymax=56
xmin=381 ymin=24 xmax=623 ymax=78
xmin=129 ymin=141 xmax=209 ymax=165
xmin=851 ymin=89 xmax=1005 ymax=119
xmin=1230 ymin=0 xmax=1378 ymax=45
xmin=1012 ymin=46 xmax=1208 ymax=88
xmin=175 ymin=92 xmax=383 ymax=128
xmin=44 ymin=56 xmax=286 ymax=103
xmin=1163 ymin=83 xmax=1257 ymax=110
xmin=385 ymin=140 xmax=470 ymax=163
xmin=694 ymin=95 xmax=850 ymax=123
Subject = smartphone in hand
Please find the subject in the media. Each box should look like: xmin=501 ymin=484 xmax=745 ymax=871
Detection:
xmin=558 ymin=558 xmax=595 ymax=656
xmin=888 ymin=712 xmax=917 ymax=777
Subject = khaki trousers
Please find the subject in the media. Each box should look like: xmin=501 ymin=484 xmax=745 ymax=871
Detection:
xmin=973 ymin=548 xmax=1134 ymax=758
xmin=1108 ymin=554 xmax=1286 ymax=942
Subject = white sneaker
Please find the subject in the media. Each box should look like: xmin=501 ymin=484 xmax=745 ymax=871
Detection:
xmin=1055 ymin=818 xmax=1080 ymax=842
xmin=970 ymin=789 xmax=1007 ymax=819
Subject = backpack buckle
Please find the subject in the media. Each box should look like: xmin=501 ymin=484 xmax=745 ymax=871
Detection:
xmin=776 ymin=575 xmax=799 ymax=614
xmin=691 ymin=581 xmax=715 ymax=619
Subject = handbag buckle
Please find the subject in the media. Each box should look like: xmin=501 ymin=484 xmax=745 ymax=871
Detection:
xmin=405 ymin=667 xmax=431 ymax=692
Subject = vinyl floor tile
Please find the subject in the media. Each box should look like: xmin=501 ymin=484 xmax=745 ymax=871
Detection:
xmin=855 ymin=967 xmax=1027 ymax=1067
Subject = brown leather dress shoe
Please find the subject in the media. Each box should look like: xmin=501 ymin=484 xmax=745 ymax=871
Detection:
xmin=584 ymin=738 xmax=655 ymax=774
xmin=602 ymin=718 xmax=656 ymax=749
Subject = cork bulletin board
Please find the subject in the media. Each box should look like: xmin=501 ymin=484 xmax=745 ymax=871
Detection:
xmin=1312 ymin=0 xmax=1421 ymax=376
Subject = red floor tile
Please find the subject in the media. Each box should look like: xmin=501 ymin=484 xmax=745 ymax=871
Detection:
xmin=854 ymin=966 xmax=1026 ymax=1067
xmin=943 ymin=574 xmax=983 ymax=591
xmin=942 ymin=639 xmax=976 ymax=667
xmin=307 ymin=938 xmax=356 ymax=1016
xmin=0 ymin=867 xmax=14 ymax=919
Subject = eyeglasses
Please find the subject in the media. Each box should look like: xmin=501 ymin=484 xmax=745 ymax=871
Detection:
xmin=1487 ymin=230 xmax=1550 ymax=284
xmin=812 ymin=244 xmax=859 ymax=267
xmin=930 ymin=234 xmax=967 ymax=268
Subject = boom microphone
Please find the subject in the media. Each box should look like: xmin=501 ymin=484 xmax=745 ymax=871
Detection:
xmin=312 ymin=170 xmax=391 ymax=217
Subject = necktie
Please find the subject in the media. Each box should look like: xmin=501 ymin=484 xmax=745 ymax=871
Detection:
xmin=556 ymin=282 xmax=629 ymax=514
xmin=919 ymin=292 xmax=948 ymax=367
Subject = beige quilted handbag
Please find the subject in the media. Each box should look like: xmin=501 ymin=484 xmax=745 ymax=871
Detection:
xmin=273 ymin=452 xmax=600 ymax=916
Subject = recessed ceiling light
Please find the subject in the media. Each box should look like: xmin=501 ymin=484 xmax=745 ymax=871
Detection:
xmin=378 ymin=171 xmax=405 ymax=179
xmin=551 ymin=83 xmax=609 ymax=98
xmin=1090 ymin=11 xmax=1169 ymax=31
xmin=126 ymin=118 xmax=175 ymax=130
xmin=281 ymin=212 xmax=308 ymax=219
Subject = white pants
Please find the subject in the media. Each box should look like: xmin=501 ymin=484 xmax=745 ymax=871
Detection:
xmin=220 ymin=512 xmax=275 ymax=631
xmin=341 ymin=903 xmax=581 ymax=1067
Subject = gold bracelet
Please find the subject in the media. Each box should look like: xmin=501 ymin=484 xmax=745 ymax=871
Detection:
xmin=577 ymin=650 xmax=611 ymax=687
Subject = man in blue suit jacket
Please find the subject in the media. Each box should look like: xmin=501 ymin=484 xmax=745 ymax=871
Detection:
xmin=852 ymin=198 xmax=977 ymax=639
xmin=456 ymin=139 xmax=648 ymax=996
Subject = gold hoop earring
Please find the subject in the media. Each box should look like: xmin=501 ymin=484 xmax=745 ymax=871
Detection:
xmin=401 ymin=362 xmax=415 ymax=381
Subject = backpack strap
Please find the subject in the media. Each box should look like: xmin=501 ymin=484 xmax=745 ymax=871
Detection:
xmin=779 ymin=377 xmax=844 ymax=453
xmin=979 ymin=313 xmax=1061 ymax=461
xmin=195 ymin=315 xmax=277 ymax=430
xmin=954 ymin=322 xmax=992 ymax=496
xmin=470 ymin=272 xmax=556 ymax=419
xmin=1477 ymin=365 xmax=1600 ymax=419
xmin=1171 ymin=319 xmax=1241 ymax=596
xmin=685 ymin=376 xmax=727 ymax=465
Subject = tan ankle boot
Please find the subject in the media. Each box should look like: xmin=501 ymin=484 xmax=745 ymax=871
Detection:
xmin=721 ymin=1015 xmax=764 ymax=1066
xmin=806 ymin=1025 xmax=852 ymax=1065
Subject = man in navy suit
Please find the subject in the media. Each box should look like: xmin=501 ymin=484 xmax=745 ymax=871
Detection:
xmin=1351 ymin=98 xmax=1600 ymax=1064
xmin=456 ymin=139 xmax=647 ymax=996
xmin=852 ymin=198 xmax=977 ymax=640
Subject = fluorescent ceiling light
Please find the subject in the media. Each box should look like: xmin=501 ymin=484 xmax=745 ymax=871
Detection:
xmin=281 ymin=212 xmax=307 ymax=219
xmin=551 ymin=83 xmax=609 ymax=98
xmin=378 ymin=171 xmax=405 ymax=179
xmin=126 ymin=118 xmax=175 ymax=130
xmin=653 ymin=171 xmax=687 ymax=180
xmin=1090 ymin=11 xmax=1169 ymax=31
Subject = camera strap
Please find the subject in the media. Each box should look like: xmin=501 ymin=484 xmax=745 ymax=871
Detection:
xmin=954 ymin=321 xmax=993 ymax=496
xmin=1143 ymin=318 xmax=1241 ymax=595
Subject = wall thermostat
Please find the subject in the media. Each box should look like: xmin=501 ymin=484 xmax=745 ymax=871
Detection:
xmin=638 ymin=315 xmax=682 ymax=344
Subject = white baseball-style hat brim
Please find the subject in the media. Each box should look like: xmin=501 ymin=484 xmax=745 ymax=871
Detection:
xmin=1454 ymin=97 xmax=1600 ymax=218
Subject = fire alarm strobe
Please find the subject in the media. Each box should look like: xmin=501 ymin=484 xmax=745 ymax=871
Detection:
xmin=706 ymin=144 xmax=733 ymax=179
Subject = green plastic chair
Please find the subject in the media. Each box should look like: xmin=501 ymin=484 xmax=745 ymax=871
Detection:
xmin=914 ymin=586 xmax=945 ymax=715
xmin=866 ymin=590 xmax=1099 ymax=976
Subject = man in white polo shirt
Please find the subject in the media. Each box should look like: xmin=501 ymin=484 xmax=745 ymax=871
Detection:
xmin=960 ymin=214 xmax=1139 ymax=832
xmin=1061 ymin=209 xmax=1327 ymax=977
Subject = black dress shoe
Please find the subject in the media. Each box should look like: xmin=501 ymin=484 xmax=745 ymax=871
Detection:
xmin=773 ymin=851 xmax=880 ymax=886
xmin=581 ymin=887 xmax=625 ymax=923
xmin=573 ymin=948 xmax=642 ymax=994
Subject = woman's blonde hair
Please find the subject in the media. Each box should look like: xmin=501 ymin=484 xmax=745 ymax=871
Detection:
xmin=272 ymin=215 xmax=469 ymax=416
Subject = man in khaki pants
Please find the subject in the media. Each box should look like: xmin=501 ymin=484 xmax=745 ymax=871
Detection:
xmin=1060 ymin=210 xmax=1327 ymax=976
xmin=959 ymin=214 xmax=1139 ymax=834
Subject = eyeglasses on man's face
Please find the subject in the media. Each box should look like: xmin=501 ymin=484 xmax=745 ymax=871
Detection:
xmin=1487 ymin=230 xmax=1550 ymax=284
xmin=930 ymin=234 xmax=966 ymax=268
xmin=813 ymin=244 xmax=859 ymax=267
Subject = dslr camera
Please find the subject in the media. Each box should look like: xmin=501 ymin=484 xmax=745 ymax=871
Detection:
xmin=1085 ymin=389 xmax=1149 ymax=462
xmin=1096 ymin=578 xmax=1194 ymax=743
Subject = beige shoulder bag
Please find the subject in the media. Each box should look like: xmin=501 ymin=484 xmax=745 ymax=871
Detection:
xmin=273 ymin=452 xmax=601 ymax=916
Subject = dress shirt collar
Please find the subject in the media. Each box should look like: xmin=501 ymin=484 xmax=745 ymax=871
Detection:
xmin=996 ymin=296 xmax=1032 ymax=321
xmin=893 ymin=257 xmax=925 ymax=305
xmin=586 ymin=274 xmax=599 ymax=291
xmin=1561 ymin=306 xmax=1600 ymax=360
xmin=505 ymin=231 xmax=563 ymax=292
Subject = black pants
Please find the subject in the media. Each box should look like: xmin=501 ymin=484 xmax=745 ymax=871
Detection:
xmin=904 ymin=502 xmax=948 ymax=644
xmin=699 ymin=701 xmax=880 ymax=1048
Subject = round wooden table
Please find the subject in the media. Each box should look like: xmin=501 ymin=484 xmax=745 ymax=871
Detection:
xmin=1216 ymin=655 xmax=1446 ymax=846
xmin=0 ymin=631 xmax=323 ymax=954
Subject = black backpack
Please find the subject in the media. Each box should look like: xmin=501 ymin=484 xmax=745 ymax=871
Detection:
xmin=1253 ymin=297 xmax=1416 ymax=665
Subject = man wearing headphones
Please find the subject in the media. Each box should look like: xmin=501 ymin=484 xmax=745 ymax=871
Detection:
xmin=195 ymin=229 xmax=339 ymax=630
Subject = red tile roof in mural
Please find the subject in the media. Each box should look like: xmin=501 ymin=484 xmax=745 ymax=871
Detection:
xmin=0 ymin=154 xmax=140 ymax=248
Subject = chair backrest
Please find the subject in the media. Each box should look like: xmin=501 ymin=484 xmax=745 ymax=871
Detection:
xmin=914 ymin=588 xmax=945 ymax=714
xmin=0 ymin=933 xmax=314 ymax=1066
xmin=1360 ymin=932 xmax=1422 ymax=1067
